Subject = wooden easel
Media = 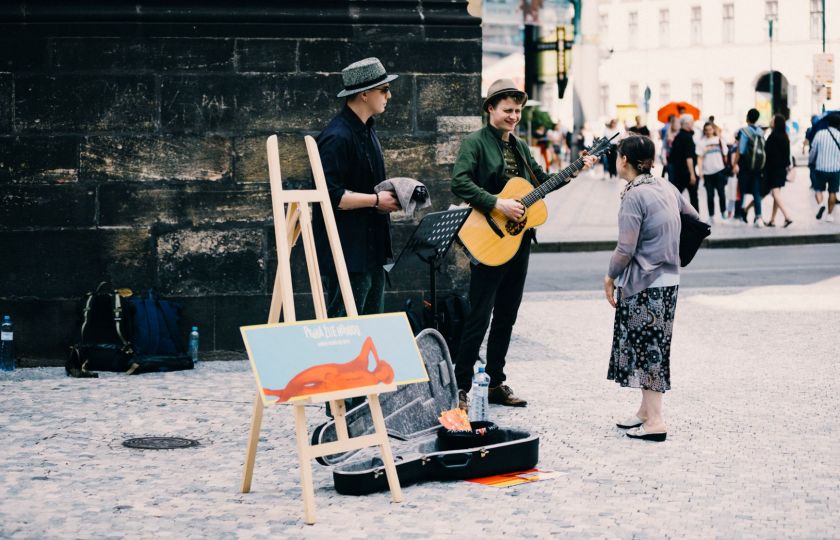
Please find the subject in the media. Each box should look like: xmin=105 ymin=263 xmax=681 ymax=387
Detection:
xmin=239 ymin=134 xmax=402 ymax=524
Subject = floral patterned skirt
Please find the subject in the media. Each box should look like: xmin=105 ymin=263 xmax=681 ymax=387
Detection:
xmin=607 ymin=285 xmax=678 ymax=393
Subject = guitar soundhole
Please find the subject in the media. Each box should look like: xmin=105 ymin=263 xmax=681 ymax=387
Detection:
xmin=505 ymin=217 xmax=527 ymax=236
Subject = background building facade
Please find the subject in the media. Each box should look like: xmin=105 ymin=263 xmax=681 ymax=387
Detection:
xmin=596 ymin=0 xmax=838 ymax=137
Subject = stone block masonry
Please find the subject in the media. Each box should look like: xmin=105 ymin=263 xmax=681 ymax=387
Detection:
xmin=0 ymin=1 xmax=481 ymax=359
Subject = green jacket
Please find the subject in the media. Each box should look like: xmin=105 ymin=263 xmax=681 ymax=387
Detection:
xmin=451 ymin=124 xmax=552 ymax=212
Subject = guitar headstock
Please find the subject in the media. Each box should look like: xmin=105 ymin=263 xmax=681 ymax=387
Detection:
xmin=584 ymin=133 xmax=620 ymax=159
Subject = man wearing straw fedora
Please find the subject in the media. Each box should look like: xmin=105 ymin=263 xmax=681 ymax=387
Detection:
xmin=449 ymin=79 xmax=544 ymax=411
xmin=450 ymin=79 xmax=595 ymax=411
xmin=313 ymin=57 xmax=401 ymax=321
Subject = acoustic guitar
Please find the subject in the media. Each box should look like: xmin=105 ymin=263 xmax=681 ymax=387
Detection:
xmin=458 ymin=134 xmax=618 ymax=266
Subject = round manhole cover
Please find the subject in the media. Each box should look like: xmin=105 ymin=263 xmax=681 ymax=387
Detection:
xmin=123 ymin=437 xmax=200 ymax=450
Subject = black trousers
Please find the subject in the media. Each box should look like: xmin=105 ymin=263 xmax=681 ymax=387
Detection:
xmin=454 ymin=236 xmax=531 ymax=391
xmin=669 ymin=175 xmax=700 ymax=212
xmin=703 ymin=171 xmax=727 ymax=216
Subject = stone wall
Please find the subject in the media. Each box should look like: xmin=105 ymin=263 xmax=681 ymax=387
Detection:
xmin=0 ymin=1 xmax=482 ymax=360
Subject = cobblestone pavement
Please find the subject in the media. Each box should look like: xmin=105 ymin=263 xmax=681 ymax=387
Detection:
xmin=1 ymin=279 xmax=838 ymax=539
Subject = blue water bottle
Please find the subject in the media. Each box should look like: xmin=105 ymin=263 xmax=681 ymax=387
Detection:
xmin=0 ymin=315 xmax=15 ymax=371
xmin=188 ymin=326 xmax=199 ymax=364
xmin=469 ymin=366 xmax=490 ymax=422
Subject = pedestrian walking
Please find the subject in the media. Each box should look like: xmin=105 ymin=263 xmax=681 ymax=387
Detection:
xmin=732 ymin=108 xmax=766 ymax=227
xmin=667 ymin=114 xmax=700 ymax=211
xmin=604 ymin=135 xmax=700 ymax=442
xmin=697 ymin=121 xmax=728 ymax=224
xmin=808 ymin=113 xmax=840 ymax=223
xmin=763 ymin=114 xmax=793 ymax=227
xmin=604 ymin=119 xmax=622 ymax=179
xmin=628 ymin=115 xmax=650 ymax=137
xmin=659 ymin=115 xmax=679 ymax=179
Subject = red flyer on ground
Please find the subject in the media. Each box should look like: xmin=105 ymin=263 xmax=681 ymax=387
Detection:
xmin=466 ymin=469 xmax=563 ymax=488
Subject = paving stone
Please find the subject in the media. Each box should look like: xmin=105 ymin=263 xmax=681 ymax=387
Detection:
xmin=0 ymin=282 xmax=837 ymax=538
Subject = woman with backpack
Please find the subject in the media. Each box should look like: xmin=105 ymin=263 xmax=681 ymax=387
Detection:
xmin=763 ymin=114 xmax=793 ymax=227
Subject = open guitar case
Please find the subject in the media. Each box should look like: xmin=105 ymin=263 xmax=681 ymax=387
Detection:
xmin=311 ymin=328 xmax=539 ymax=495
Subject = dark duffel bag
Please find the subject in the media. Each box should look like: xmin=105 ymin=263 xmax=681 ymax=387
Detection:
xmin=126 ymin=354 xmax=193 ymax=375
xmin=67 ymin=343 xmax=132 ymax=378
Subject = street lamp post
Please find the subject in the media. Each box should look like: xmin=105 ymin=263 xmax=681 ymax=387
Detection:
xmin=822 ymin=0 xmax=826 ymax=112
xmin=765 ymin=4 xmax=778 ymax=118
xmin=769 ymin=19 xmax=774 ymax=117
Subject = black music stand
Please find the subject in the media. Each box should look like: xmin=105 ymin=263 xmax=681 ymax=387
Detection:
xmin=384 ymin=207 xmax=471 ymax=329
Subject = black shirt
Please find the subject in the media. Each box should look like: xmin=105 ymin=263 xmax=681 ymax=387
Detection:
xmin=502 ymin=138 xmax=521 ymax=179
xmin=764 ymin=132 xmax=791 ymax=172
xmin=669 ymin=129 xmax=697 ymax=181
xmin=628 ymin=125 xmax=651 ymax=137
xmin=313 ymin=105 xmax=392 ymax=274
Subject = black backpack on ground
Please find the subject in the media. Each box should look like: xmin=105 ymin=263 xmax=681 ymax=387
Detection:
xmin=404 ymin=293 xmax=471 ymax=359
xmin=437 ymin=293 xmax=471 ymax=359
xmin=66 ymin=282 xmax=135 ymax=377
xmin=66 ymin=284 xmax=194 ymax=377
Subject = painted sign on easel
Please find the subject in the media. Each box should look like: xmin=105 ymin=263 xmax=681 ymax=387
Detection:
xmin=242 ymin=313 xmax=427 ymax=406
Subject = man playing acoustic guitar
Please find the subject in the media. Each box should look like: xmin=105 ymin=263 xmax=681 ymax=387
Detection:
xmin=451 ymin=79 xmax=597 ymax=410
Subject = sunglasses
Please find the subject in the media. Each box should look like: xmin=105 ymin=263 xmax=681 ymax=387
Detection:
xmin=373 ymin=85 xmax=391 ymax=94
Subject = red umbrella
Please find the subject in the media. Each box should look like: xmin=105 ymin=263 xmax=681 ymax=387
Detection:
xmin=657 ymin=101 xmax=700 ymax=123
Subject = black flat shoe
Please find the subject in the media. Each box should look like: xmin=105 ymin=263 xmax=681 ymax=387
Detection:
xmin=783 ymin=219 xmax=793 ymax=228
xmin=626 ymin=426 xmax=667 ymax=442
xmin=765 ymin=221 xmax=775 ymax=227
xmin=616 ymin=415 xmax=645 ymax=429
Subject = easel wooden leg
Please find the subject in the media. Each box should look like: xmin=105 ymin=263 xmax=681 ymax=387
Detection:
xmin=368 ymin=394 xmax=403 ymax=503
xmin=240 ymin=392 xmax=264 ymax=493
xmin=330 ymin=399 xmax=349 ymax=439
xmin=294 ymin=404 xmax=317 ymax=524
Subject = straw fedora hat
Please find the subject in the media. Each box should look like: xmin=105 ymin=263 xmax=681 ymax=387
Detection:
xmin=482 ymin=79 xmax=528 ymax=112
xmin=336 ymin=57 xmax=399 ymax=98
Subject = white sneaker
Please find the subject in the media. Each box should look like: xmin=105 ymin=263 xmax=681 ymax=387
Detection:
xmin=826 ymin=214 xmax=835 ymax=223
xmin=754 ymin=218 xmax=764 ymax=228
xmin=708 ymin=216 xmax=715 ymax=225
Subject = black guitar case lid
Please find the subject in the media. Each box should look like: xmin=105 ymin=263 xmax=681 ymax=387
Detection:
xmin=312 ymin=328 xmax=540 ymax=495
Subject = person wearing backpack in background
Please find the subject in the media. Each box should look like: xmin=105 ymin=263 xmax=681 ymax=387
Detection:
xmin=732 ymin=108 xmax=766 ymax=227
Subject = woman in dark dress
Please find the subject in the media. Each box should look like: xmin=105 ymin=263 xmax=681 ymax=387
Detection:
xmin=764 ymin=114 xmax=793 ymax=227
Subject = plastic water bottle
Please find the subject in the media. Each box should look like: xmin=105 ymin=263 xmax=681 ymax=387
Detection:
xmin=0 ymin=315 xmax=14 ymax=371
xmin=469 ymin=366 xmax=490 ymax=422
xmin=188 ymin=326 xmax=199 ymax=364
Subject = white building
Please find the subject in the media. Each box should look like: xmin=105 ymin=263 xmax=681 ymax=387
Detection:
xmin=596 ymin=0 xmax=839 ymax=137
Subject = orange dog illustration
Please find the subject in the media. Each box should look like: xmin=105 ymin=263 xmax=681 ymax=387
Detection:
xmin=262 ymin=336 xmax=394 ymax=403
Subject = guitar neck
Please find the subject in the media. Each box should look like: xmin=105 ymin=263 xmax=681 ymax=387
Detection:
xmin=521 ymin=157 xmax=587 ymax=208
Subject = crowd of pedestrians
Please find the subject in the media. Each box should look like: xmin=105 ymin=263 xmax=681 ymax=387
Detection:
xmin=617 ymin=108 xmax=840 ymax=228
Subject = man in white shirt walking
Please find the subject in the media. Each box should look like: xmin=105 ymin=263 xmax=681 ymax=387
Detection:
xmin=809 ymin=113 xmax=840 ymax=222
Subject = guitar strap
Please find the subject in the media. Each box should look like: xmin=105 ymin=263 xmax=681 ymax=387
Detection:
xmin=511 ymin=139 xmax=544 ymax=187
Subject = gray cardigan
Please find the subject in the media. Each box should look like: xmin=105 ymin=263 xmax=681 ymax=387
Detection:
xmin=608 ymin=176 xmax=700 ymax=298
